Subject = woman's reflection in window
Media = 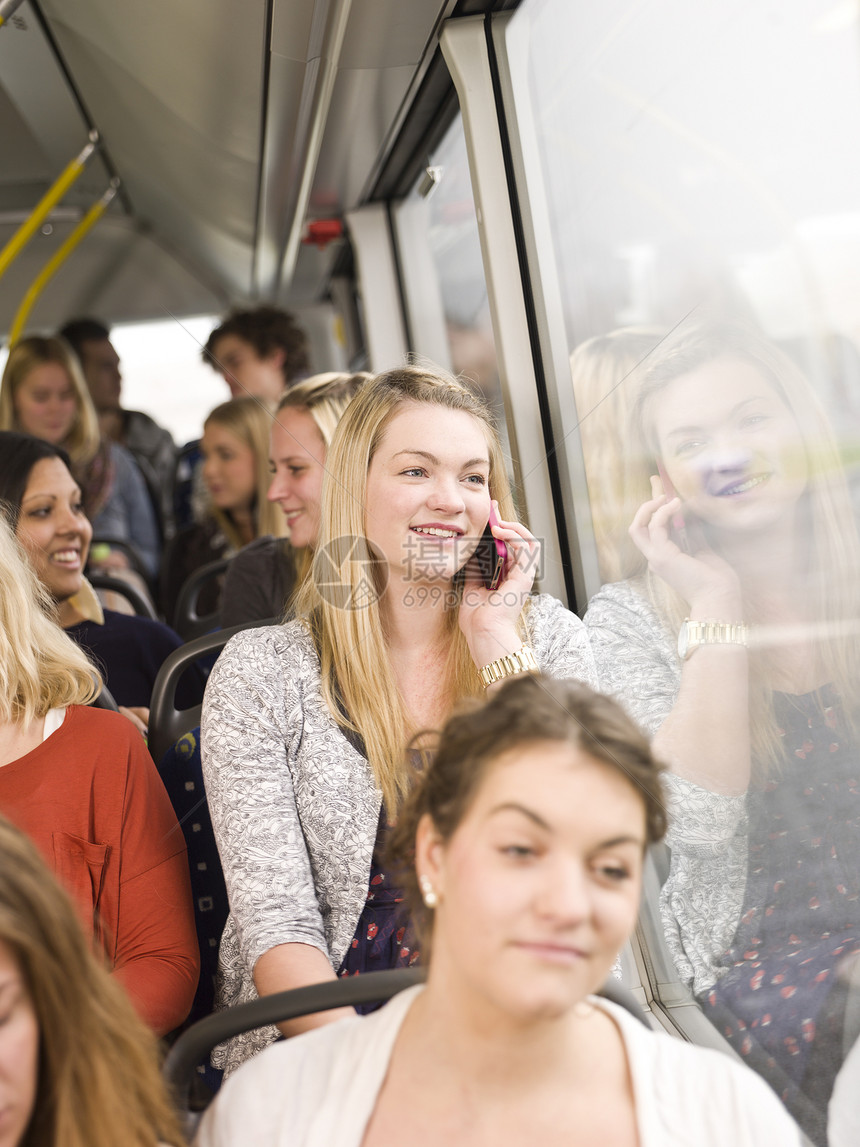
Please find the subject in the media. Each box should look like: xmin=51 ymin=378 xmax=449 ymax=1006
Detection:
xmin=570 ymin=327 xmax=663 ymax=584
xmin=585 ymin=322 xmax=860 ymax=1145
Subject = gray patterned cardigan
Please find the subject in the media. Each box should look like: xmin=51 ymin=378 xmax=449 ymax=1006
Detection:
xmin=585 ymin=578 xmax=749 ymax=1000
xmin=201 ymin=593 xmax=597 ymax=1072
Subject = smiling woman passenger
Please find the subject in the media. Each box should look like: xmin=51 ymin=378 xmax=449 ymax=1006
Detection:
xmin=0 ymin=432 xmax=203 ymax=715
xmin=197 ymin=676 xmax=801 ymax=1147
xmin=218 ymin=372 xmax=370 ymax=627
xmin=161 ymin=396 xmax=286 ymax=622
xmin=201 ymin=365 xmax=596 ymax=1073
xmin=0 ymin=337 xmax=160 ymax=578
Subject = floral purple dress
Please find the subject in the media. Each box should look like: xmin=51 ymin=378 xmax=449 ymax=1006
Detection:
xmin=337 ymin=813 xmax=420 ymax=1009
xmin=700 ymin=687 xmax=860 ymax=1144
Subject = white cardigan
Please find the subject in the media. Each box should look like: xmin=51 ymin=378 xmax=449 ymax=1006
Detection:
xmin=195 ymin=986 xmax=802 ymax=1147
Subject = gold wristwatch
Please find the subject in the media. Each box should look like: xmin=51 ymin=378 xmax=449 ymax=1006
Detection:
xmin=678 ymin=618 xmax=748 ymax=660
xmin=479 ymin=644 xmax=539 ymax=687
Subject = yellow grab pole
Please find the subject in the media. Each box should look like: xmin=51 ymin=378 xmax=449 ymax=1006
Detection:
xmin=0 ymin=0 xmax=26 ymax=28
xmin=7 ymin=181 xmax=119 ymax=349
xmin=0 ymin=133 xmax=99 ymax=282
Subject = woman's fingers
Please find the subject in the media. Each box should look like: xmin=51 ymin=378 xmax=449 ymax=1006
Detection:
xmin=486 ymin=502 xmax=539 ymax=585
xmin=627 ymin=493 xmax=742 ymax=608
xmin=119 ymin=706 xmax=149 ymax=739
xmin=629 ymin=494 xmax=681 ymax=556
xmin=489 ymin=503 xmax=536 ymax=544
xmin=630 ymin=491 xmax=671 ymax=527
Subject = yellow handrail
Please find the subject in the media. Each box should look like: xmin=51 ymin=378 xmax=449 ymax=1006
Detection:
xmin=0 ymin=0 xmax=26 ymax=28
xmin=0 ymin=134 xmax=99 ymax=282
xmin=7 ymin=181 xmax=119 ymax=349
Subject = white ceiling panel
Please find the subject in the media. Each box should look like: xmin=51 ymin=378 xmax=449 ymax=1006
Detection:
xmin=0 ymin=0 xmax=452 ymax=329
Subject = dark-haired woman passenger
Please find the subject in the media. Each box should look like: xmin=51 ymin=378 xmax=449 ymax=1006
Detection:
xmin=0 ymin=431 xmax=204 ymax=715
xmin=197 ymin=676 xmax=801 ymax=1147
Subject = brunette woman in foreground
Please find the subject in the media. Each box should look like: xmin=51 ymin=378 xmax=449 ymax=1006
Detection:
xmin=198 ymin=675 xmax=800 ymax=1147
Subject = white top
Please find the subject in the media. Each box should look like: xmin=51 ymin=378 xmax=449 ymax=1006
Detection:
xmin=829 ymin=1034 xmax=860 ymax=1147
xmin=195 ymin=986 xmax=802 ymax=1147
xmin=42 ymin=708 xmax=66 ymax=741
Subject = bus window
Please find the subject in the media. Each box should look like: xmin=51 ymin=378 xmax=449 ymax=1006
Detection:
xmin=110 ymin=315 xmax=219 ymax=445
xmin=504 ymin=1 xmax=860 ymax=1141
xmin=394 ymin=113 xmax=509 ymax=456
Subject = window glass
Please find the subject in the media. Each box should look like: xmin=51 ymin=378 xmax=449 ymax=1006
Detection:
xmin=397 ymin=115 xmax=507 ymax=445
xmin=510 ymin=1 xmax=860 ymax=1139
xmin=110 ymin=315 xmax=221 ymax=445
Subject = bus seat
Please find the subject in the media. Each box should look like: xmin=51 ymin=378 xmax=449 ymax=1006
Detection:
xmin=157 ymin=724 xmax=229 ymax=1034
xmin=163 ymin=968 xmax=647 ymax=1133
xmin=148 ymin=618 xmax=277 ymax=767
xmin=86 ymin=572 xmax=159 ymax=620
xmin=151 ymin=621 xmax=279 ymax=1041
xmin=90 ymin=682 xmax=120 ymax=711
xmin=88 ymin=534 xmax=155 ymax=593
xmin=172 ymin=556 xmax=233 ymax=641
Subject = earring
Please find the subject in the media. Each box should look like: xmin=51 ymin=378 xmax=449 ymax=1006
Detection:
xmin=419 ymin=874 xmax=438 ymax=909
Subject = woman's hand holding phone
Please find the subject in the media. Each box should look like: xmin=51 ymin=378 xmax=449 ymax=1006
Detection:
xmin=629 ymin=475 xmax=741 ymax=615
xmin=458 ymin=501 xmax=540 ymax=669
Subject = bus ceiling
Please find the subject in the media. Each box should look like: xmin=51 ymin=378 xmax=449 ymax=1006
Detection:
xmin=0 ymin=0 xmax=491 ymax=332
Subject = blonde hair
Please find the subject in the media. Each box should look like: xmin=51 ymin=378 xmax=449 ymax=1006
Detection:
xmin=276 ymin=371 xmax=372 ymax=447
xmin=0 ymin=337 xmax=100 ymax=466
xmin=203 ymin=396 xmax=287 ymax=549
xmin=295 ymin=364 xmax=524 ymax=813
xmin=274 ymin=372 xmax=371 ymax=586
xmin=0 ymin=815 xmax=184 ymax=1147
xmin=631 ymin=321 xmax=860 ymax=776
xmin=0 ymin=515 xmax=100 ymax=724
xmin=570 ymin=328 xmax=663 ymax=582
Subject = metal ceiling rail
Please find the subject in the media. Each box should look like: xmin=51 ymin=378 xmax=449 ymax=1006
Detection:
xmin=270 ymin=0 xmax=354 ymax=297
xmin=0 ymin=132 xmax=99 ymax=283
xmin=0 ymin=207 xmax=85 ymax=226
xmin=7 ymin=179 xmax=120 ymax=348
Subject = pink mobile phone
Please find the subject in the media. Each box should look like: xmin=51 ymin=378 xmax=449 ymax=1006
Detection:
xmin=655 ymin=461 xmax=689 ymax=550
xmin=478 ymin=504 xmax=508 ymax=590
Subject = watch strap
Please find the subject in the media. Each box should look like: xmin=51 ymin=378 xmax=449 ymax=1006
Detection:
xmin=680 ymin=618 xmax=748 ymax=659
xmin=479 ymin=644 xmax=539 ymax=688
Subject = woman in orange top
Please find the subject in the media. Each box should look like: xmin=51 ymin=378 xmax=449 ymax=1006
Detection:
xmin=0 ymin=514 xmax=197 ymax=1036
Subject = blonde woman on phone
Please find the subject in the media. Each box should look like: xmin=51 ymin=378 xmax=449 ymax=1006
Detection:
xmin=202 ymin=365 xmax=596 ymax=1073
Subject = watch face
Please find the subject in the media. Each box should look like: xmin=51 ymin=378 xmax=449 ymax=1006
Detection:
xmin=678 ymin=621 xmax=689 ymax=659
